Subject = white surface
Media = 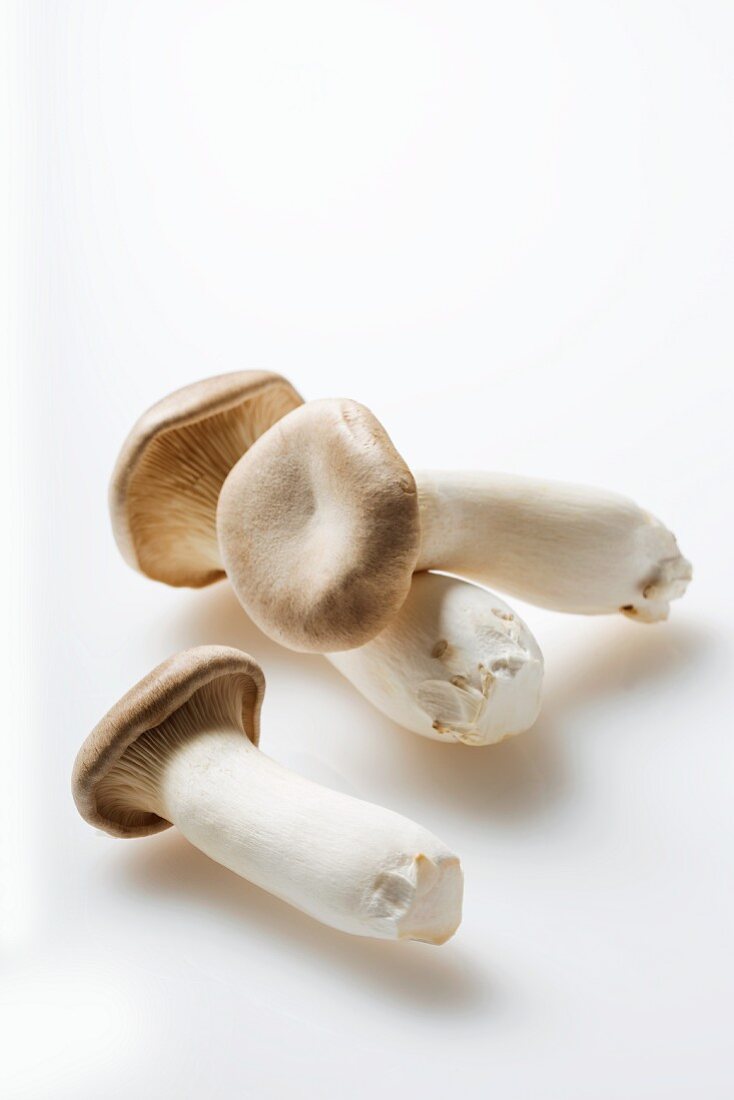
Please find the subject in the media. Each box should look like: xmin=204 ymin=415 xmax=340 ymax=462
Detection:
xmin=4 ymin=2 xmax=734 ymax=1097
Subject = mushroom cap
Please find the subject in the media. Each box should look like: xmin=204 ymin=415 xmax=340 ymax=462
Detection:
xmin=110 ymin=371 xmax=303 ymax=588
xmin=72 ymin=646 xmax=265 ymax=839
xmin=216 ymin=399 xmax=421 ymax=652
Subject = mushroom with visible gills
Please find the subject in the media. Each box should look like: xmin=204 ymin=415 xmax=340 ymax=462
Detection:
xmin=72 ymin=647 xmax=463 ymax=943
xmin=217 ymin=399 xmax=692 ymax=651
xmin=109 ymin=375 xmax=545 ymax=746
xmin=110 ymin=371 xmax=303 ymax=588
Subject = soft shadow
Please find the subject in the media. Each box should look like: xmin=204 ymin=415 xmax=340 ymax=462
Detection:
xmin=160 ymin=582 xmax=331 ymax=686
xmin=363 ymin=707 xmax=565 ymax=824
xmin=160 ymin=587 xmax=709 ymax=827
xmin=166 ymin=585 xmax=566 ymax=822
xmin=541 ymin=617 xmax=712 ymax=719
xmin=377 ymin=617 xmax=712 ymax=817
xmin=378 ymin=618 xmax=712 ymax=822
xmin=119 ymin=830 xmax=491 ymax=1015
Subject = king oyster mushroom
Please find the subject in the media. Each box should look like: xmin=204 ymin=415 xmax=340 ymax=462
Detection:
xmin=72 ymin=646 xmax=463 ymax=943
xmin=217 ymin=399 xmax=691 ymax=649
xmin=110 ymin=373 xmax=544 ymax=746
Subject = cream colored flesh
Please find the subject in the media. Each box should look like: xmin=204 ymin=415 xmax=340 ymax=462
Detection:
xmin=328 ymin=572 xmax=543 ymax=745
xmin=415 ymin=471 xmax=692 ymax=622
xmin=105 ymin=726 xmax=462 ymax=943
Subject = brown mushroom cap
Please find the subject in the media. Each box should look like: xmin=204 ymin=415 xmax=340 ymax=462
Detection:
xmin=72 ymin=646 xmax=265 ymax=838
xmin=216 ymin=399 xmax=420 ymax=653
xmin=110 ymin=371 xmax=303 ymax=588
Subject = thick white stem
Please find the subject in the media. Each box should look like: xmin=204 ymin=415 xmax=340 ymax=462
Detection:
xmin=149 ymin=729 xmax=462 ymax=943
xmin=328 ymin=572 xmax=543 ymax=745
xmin=415 ymin=471 xmax=691 ymax=622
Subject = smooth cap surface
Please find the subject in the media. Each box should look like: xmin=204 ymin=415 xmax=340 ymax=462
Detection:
xmin=216 ymin=399 xmax=420 ymax=652
xmin=72 ymin=646 xmax=265 ymax=838
xmin=110 ymin=371 xmax=303 ymax=587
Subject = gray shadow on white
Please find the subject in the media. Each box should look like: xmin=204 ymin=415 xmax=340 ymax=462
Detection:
xmin=160 ymin=584 xmax=711 ymax=824
xmin=119 ymin=830 xmax=490 ymax=1016
xmin=119 ymin=582 xmax=712 ymax=996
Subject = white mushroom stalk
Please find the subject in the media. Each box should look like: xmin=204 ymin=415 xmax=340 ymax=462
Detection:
xmin=76 ymin=650 xmax=463 ymax=944
xmin=215 ymin=399 xmax=691 ymax=651
xmin=124 ymin=728 xmax=461 ymax=942
xmin=328 ymin=572 xmax=543 ymax=745
xmin=415 ymin=471 xmax=692 ymax=623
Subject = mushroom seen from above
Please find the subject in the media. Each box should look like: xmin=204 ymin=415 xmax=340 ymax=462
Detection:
xmin=217 ymin=398 xmax=692 ymax=652
xmin=110 ymin=373 xmax=544 ymax=747
xmin=72 ymin=646 xmax=464 ymax=943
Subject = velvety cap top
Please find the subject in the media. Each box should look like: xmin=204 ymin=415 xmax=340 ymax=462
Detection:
xmin=217 ymin=399 xmax=421 ymax=652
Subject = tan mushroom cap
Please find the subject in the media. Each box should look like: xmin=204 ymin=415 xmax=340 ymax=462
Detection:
xmin=72 ymin=646 xmax=264 ymax=839
xmin=110 ymin=371 xmax=303 ymax=588
xmin=216 ymin=399 xmax=421 ymax=653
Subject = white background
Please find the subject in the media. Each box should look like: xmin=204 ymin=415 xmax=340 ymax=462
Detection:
xmin=3 ymin=2 xmax=734 ymax=1097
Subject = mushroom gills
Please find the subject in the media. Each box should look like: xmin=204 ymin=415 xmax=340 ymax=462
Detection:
xmin=96 ymin=678 xmax=462 ymax=943
xmin=112 ymin=373 xmax=302 ymax=588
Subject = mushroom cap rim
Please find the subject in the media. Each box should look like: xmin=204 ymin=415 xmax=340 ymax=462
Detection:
xmin=71 ymin=645 xmax=265 ymax=839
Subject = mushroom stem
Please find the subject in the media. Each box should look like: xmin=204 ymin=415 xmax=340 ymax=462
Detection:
xmin=124 ymin=727 xmax=462 ymax=944
xmin=414 ymin=471 xmax=692 ymax=622
xmin=327 ymin=572 xmax=543 ymax=745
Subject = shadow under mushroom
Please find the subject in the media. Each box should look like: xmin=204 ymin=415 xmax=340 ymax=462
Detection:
xmin=117 ymin=829 xmax=491 ymax=1016
xmin=159 ymin=584 xmax=710 ymax=827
